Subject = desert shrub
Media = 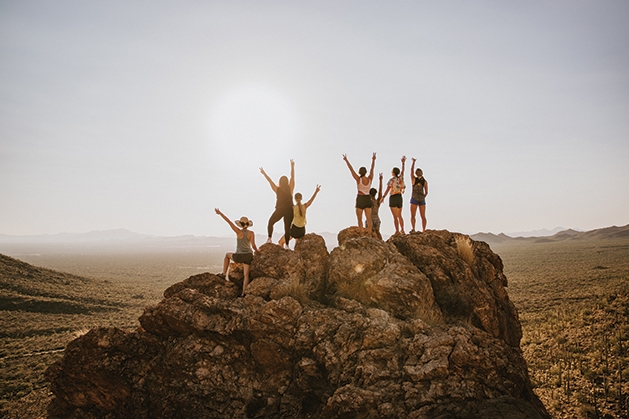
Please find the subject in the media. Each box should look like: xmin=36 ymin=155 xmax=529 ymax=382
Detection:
xmin=272 ymin=277 xmax=309 ymax=306
xmin=455 ymin=236 xmax=474 ymax=265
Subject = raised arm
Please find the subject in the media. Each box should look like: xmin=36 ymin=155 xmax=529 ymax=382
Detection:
xmin=304 ymin=184 xmax=321 ymax=208
xmin=215 ymin=208 xmax=241 ymax=235
xmin=259 ymin=167 xmax=278 ymax=192
xmin=410 ymin=157 xmax=416 ymax=186
xmin=368 ymin=152 xmax=376 ymax=181
xmin=377 ymin=173 xmax=383 ymax=201
xmin=289 ymin=159 xmax=295 ymax=192
xmin=400 ymin=155 xmax=406 ymax=178
xmin=381 ymin=178 xmax=391 ymax=201
xmin=342 ymin=154 xmax=360 ymax=181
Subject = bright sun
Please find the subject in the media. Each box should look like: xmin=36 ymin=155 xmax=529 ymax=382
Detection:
xmin=207 ymin=84 xmax=301 ymax=169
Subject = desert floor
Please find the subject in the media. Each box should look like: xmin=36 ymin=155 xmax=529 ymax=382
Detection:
xmin=1 ymin=236 xmax=628 ymax=418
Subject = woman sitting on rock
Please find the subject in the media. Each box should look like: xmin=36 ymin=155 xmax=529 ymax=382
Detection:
xmin=343 ymin=152 xmax=376 ymax=234
xmin=260 ymin=160 xmax=295 ymax=248
xmin=279 ymin=185 xmax=321 ymax=248
xmin=215 ymin=208 xmax=258 ymax=296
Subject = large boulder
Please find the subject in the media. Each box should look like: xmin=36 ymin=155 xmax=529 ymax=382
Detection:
xmin=46 ymin=231 xmax=548 ymax=419
xmin=389 ymin=230 xmax=522 ymax=347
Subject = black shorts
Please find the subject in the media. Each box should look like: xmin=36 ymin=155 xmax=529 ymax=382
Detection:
xmin=389 ymin=194 xmax=403 ymax=208
xmin=356 ymin=194 xmax=373 ymax=209
xmin=232 ymin=252 xmax=253 ymax=265
xmin=290 ymin=225 xmax=306 ymax=239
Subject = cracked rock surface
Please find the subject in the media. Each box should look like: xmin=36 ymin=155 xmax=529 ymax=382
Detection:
xmin=46 ymin=230 xmax=549 ymax=419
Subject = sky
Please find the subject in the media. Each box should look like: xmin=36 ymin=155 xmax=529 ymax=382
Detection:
xmin=1 ymin=1 xmax=628 ymax=239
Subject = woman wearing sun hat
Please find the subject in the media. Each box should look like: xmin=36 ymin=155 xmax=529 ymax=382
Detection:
xmin=215 ymin=208 xmax=259 ymax=296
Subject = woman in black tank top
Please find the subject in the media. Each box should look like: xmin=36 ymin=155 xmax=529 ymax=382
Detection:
xmin=260 ymin=160 xmax=295 ymax=248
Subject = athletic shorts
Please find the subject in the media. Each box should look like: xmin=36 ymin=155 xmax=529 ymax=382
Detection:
xmin=290 ymin=224 xmax=306 ymax=239
xmin=356 ymin=194 xmax=373 ymax=209
xmin=389 ymin=194 xmax=403 ymax=208
xmin=410 ymin=197 xmax=426 ymax=206
xmin=232 ymin=252 xmax=253 ymax=265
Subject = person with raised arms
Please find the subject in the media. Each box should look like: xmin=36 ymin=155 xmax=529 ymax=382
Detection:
xmin=214 ymin=208 xmax=258 ymax=297
xmin=409 ymin=157 xmax=429 ymax=232
xmin=260 ymin=160 xmax=295 ymax=248
xmin=369 ymin=173 xmax=384 ymax=240
xmin=343 ymin=152 xmax=376 ymax=234
xmin=382 ymin=156 xmax=406 ymax=235
xmin=279 ymin=184 xmax=322 ymax=248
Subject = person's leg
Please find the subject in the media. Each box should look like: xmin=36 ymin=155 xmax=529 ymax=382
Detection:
xmin=223 ymin=253 xmax=233 ymax=275
xmin=410 ymin=203 xmax=418 ymax=232
xmin=282 ymin=209 xmax=293 ymax=247
xmin=242 ymin=263 xmax=251 ymax=296
xmin=390 ymin=206 xmax=399 ymax=233
xmin=419 ymin=204 xmax=427 ymax=232
xmin=398 ymin=206 xmax=405 ymax=234
xmin=267 ymin=209 xmax=283 ymax=242
xmin=355 ymin=208 xmax=364 ymax=231
xmin=365 ymin=208 xmax=373 ymax=234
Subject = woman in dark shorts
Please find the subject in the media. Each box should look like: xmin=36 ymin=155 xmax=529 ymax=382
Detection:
xmin=409 ymin=157 xmax=428 ymax=232
xmin=343 ymin=153 xmax=376 ymax=234
xmin=215 ymin=208 xmax=259 ymax=296
xmin=260 ymin=160 xmax=295 ymax=248
xmin=382 ymin=156 xmax=406 ymax=235
xmin=279 ymin=184 xmax=321 ymax=248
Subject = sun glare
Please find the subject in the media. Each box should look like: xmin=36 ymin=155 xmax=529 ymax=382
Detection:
xmin=207 ymin=84 xmax=301 ymax=168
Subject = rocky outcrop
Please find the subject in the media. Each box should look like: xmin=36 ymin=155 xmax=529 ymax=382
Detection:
xmin=46 ymin=230 xmax=549 ymax=419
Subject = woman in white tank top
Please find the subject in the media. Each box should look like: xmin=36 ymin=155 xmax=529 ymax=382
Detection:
xmin=343 ymin=153 xmax=376 ymax=234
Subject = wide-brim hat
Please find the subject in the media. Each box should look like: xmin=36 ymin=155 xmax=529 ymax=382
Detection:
xmin=235 ymin=216 xmax=253 ymax=228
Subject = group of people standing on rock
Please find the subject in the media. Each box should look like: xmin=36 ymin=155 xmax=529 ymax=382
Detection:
xmin=215 ymin=154 xmax=427 ymax=296
xmin=343 ymin=153 xmax=428 ymax=237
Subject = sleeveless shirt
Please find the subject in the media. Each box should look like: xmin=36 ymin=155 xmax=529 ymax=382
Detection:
xmin=292 ymin=204 xmax=307 ymax=228
xmin=236 ymin=229 xmax=253 ymax=254
xmin=357 ymin=176 xmax=372 ymax=195
xmin=412 ymin=177 xmax=426 ymax=202
xmin=276 ymin=186 xmax=293 ymax=211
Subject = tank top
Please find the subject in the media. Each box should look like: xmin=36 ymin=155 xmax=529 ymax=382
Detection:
xmin=275 ymin=186 xmax=293 ymax=211
xmin=357 ymin=176 xmax=372 ymax=195
xmin=235 ymin=229 xmax=253 ymax=254
xmin=292 ymin=203 xmax=307 ymax=228
xmin=412 ymin=177 xmax=427 ymax=202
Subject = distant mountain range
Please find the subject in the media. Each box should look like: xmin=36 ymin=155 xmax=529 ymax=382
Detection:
xmin=1 ymin=225 xmax=628 ymax=252
xmin=471 ymin=224 xmax=629 ymax=244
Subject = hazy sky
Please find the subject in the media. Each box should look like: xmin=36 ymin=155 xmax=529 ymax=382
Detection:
xmin=1 ymin=1 xmax=628 ymax=239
